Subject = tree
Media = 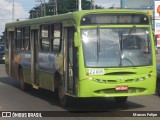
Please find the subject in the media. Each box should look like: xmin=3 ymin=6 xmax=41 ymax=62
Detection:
xmin=29 ymin=0 xmax=103 ymax=19
xmin=0 ymin=30 xmax=5 ymax=44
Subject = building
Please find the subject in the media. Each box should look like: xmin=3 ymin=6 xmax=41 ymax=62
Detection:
xmin=120 ymin=0 xmax=154 ymax=9
xmin=120 ymin=0 xmax=160 ymax=47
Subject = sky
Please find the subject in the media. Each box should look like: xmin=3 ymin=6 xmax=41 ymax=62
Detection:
xmin=96 ymin=0 xmax=120 ymax=8
xmin=0 ymin=0 xmax=119 ymax=36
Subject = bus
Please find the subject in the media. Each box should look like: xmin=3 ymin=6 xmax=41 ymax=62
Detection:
xmin=5 ymin=9 xmax=156 ymax=106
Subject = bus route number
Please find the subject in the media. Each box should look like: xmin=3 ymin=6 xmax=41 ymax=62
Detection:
xmin=89 ymin=69 xmax=105 ymax=75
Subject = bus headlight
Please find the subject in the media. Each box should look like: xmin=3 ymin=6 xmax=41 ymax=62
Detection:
xmin=135 ymin=77 xmax=145 ymax=82
xmin=88 ymin=77 xmax=93 ymax=80
xmin=2 ymin=56 xmax=5 ymax=60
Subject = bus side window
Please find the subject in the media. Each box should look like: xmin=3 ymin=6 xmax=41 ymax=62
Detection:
xmin=51 ymin=23 xmax=62 ymax=52
xmin=40 ymin=24 xmax=50 ymax=52
xmin=15 ymin=28 xmax=22 ymax=50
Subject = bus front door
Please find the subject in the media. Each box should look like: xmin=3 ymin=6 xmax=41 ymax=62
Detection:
xmin=64 ymin=27 xmax=76 ymax=95
xmin=31 ymin=30 xmax=39 ymax=88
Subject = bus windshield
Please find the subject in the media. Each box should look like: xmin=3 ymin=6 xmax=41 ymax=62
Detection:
xmin=81 ymin=28 xmax=152 ymax=67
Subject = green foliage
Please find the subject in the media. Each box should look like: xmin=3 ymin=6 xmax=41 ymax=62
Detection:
xmin=29 ymin=0 xmax=103 ymax=19
xmin=0 ymin=31 xmax=5 ymax=43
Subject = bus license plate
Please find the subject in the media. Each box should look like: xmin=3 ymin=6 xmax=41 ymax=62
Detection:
xmin=115 ymin=86 xmax=128 ymax=91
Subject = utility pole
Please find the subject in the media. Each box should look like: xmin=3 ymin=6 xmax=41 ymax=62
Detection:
xmin=44 ymin=0 xmax=46 ymax=16
xmin=49 ymin=0 xmax=57 ymax=15
xmin=78 ymin=0 xmax=82 ymax=10
xmin=35 ymin=0 xmax=46 ymax=17
xmin=12 ymin=0 xmax=15 ymax=22
xmin=91 ymin=0 xmax=95 ymax=9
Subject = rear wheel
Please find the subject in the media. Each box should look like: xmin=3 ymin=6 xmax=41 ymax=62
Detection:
xmin=114 ymin=97 xmax=128 ymax=104
xmin=58 ymin=83 xmax=71 ymax=107
xmin=19 ymin=68 xmax=25 ymax=90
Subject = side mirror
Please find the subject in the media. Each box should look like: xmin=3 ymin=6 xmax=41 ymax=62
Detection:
xmin=74 ymin=32 xmax=80 ymax=47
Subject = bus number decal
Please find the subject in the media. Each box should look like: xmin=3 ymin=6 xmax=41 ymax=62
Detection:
xmin=89 ymin=69 xmax=105 ymax=75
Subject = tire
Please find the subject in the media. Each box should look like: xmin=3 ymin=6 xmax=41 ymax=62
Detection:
xmin=19 ymin=68 xmax=25 ymax=90
xmin=114 ymin=97 xmax=128 ymax=104
xmin=58 ymin=83 xmax=71 ymax=107
xmin=156 ymin=79 xmax=160 ymax=96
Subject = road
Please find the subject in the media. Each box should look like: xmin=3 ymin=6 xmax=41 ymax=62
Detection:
xmin=0 ymin=50 xmax=160 ymax=119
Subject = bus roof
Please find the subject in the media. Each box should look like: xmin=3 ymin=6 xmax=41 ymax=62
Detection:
xmin=5 ymin=9 xmax=149 ymax=28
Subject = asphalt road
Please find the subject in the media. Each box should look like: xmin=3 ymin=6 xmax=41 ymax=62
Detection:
xmin=0 ymin=50 xmax=160 ymax=120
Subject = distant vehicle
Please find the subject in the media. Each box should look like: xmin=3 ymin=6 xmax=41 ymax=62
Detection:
xmin=0 ymin=45 xmax=5 ymax=63
xmin=157 ymin=64 xmax=160 ymax=96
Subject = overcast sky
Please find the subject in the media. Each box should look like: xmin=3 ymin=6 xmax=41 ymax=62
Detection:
xmin=96 ymin=0 xmax=120 ymax=8
xmin=0 ymin=0 xmax=120 ymax=35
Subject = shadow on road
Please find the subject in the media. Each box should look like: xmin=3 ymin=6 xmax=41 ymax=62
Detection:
xmin=0 ymin=77 xmax=145 ymax=112
xmin=0 ymin=77 xmax=19 ymax=88
xmin=64 ymin=97 xmax=145 ymax=112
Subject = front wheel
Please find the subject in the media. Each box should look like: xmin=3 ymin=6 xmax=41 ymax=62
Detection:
xmin=156 ymin=79 xmax=160 ymax=96
xmin=114 ymin=97 xmax=128 ymax=104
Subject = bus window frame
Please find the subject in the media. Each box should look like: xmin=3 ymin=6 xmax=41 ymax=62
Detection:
xmin=51 ymin=23 xmax=62 ymax=52
xmin=22 ymin=26 xmax=30 ymax=50
xmin=5 ymin=29 xmax=9 ymax=49
xmin=40 ymin=24 xmax=50 ymax=52
xmin=15 ymin=27 xmax=22 ymax=50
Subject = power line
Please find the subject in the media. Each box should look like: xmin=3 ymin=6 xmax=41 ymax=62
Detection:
xmin=35 ymin=0 xmax=46 ymax=17
xmin=49 ymin=0 xmax=57 ymax=15
xmin=91 ymin=0 xmax=95 ymax=9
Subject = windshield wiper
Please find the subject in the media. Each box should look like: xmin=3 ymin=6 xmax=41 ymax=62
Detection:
xmin=97 ymin=26 xmax=100 ymax=52
xmin=96 ymin=26 xmax=100 ymax=62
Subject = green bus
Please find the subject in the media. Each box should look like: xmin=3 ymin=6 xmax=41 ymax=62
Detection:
xmin=5 ymin=9 xmax=156 ymax=106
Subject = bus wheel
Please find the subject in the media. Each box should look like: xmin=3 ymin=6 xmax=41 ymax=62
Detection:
xmin=58 ymin=84 xmax=70 ymax=107
xmin=157 ymin=80 xmax=160 ymax=96
xmin=114 ymin=97 xmax=128 ymax=104
xmin=19 ymin=69 xmax=25 ymax=90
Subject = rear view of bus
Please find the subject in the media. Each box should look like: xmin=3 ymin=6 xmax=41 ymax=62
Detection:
xmin=75 ymin=10 xmax=156 ymax=103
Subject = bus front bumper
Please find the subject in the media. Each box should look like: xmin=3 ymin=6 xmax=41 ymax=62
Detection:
xmin=77 ymin=76 xmax=156 ymax=97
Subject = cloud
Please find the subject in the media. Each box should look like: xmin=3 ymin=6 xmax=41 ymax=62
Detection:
xmin=95 ymin=0 xmax=120 ymax=8
xmin=0 ymin=0 xmax=29 ymax=35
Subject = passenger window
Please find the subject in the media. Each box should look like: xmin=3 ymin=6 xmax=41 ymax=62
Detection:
xmin=51 ymin=23 xmax=62 ymax=51
xmin=41 ymin=24 xmax=50 ymax=52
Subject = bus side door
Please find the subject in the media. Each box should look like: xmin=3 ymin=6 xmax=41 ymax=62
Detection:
xmin=31 ymin=29 xmax=39 ymax=86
